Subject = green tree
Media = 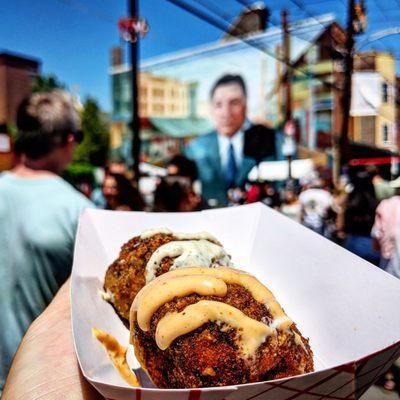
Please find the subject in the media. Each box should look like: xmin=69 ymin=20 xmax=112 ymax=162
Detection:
xmin=73 ymin=98 xmax=110 ymax=167
xmin=6 ymin=123 xmax=17 ymax=140
xmin=32 ymin=74 xmax=65 ymax=92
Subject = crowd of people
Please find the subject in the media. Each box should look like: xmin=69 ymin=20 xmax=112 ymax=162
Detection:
xmin=89 ymin=151 xmax=400 ymax=284
xmin=222 ymin=164 xmax=400 ymax=280
xmin=2 ymin=75 xmax=400 ymax=397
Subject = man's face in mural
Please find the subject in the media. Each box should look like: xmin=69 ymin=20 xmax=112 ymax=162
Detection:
xmin=210 ymin=83 xmax=246 ymax=138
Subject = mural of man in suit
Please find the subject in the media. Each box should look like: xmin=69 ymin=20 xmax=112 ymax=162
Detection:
xmin=187 ymin=74 xmax=281 ymax=206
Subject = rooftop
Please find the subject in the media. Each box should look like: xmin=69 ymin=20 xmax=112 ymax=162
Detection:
xmin=0 ymin=51 xmax=41 ymax=70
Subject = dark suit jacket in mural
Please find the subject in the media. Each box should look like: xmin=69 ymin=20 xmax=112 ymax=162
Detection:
xmin=186 ymin=125 xmax=282 ymax=206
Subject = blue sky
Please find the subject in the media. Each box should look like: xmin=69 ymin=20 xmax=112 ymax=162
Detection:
xmin=2 ymin=0 xmax=400 ymax=112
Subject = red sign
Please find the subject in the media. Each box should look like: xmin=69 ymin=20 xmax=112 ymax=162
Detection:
xmin=349 ymin=156 xmax=399 ymax=166
xmin=118 ymin=17 xmax=149 ymax=42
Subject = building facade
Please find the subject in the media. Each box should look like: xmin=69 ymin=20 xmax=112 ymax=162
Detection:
xmin=0 ymin=52 xmax=40 ymax=171
xmin=350 ymin=52 xmax=397 ymax=151
xmin=110 ymin=15 xmax=398 ymax=165
xmin=0 ymin=52 xmax=40 ymax=125
xmin=291 ymin=22 xmax=346 ymax=150
xmin=110 ymin=15 xmax=340 ymax=164
xmin=139 ymin=73 xmax=189 ymax=118
xmin=111 ymin=67 xmax=190 ymax=121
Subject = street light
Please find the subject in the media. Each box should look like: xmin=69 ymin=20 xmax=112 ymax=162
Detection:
xmin=118 ymin=3 xmax=149 ymax=185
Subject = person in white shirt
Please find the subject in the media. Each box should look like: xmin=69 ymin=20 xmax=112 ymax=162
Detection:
xmin=299 ymin=179 xmax=332 ymax=234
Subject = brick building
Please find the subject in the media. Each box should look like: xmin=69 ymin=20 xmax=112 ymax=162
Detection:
xmin=0 ymin=52 xmax=40 ymax=125
xmin=0 ymin=52 xmax=40 ymax=170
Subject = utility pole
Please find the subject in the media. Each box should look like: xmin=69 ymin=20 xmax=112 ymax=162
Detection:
xmin=281 ymin=9 xmax=294 ymax=184
xmin=130 ymin=0 xmax=141 ymax=186
xmin=336 ymin=0 xmax=356 ymax=181
xmin=282 ymin=10 xmax=292 ymax=123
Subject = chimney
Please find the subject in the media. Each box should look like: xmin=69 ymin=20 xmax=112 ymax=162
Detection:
xmin=111 ymin=47 xmax=123 ymax=67
xmin=223 ymin=2 xmax=270 ymax=41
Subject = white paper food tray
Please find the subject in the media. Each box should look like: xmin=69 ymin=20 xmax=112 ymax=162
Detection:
xmin=71 ymin=203 xmax=400 ymax=399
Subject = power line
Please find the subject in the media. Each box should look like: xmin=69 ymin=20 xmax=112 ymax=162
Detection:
xmin=52 ymin=0 xmax=187 ymax=60
xmin=194 ymin=0 xmax=234 ymax=22
xmin=233 ymin=1 xmax=397 ymax=156
xmin=192 ymin=0 xmax=340 ymax=89
xmin=165 ymin=0 xmax=337 ymax=90
xmin=232 ymin=0 xmax=350 ymax=94
xmin=234 ymin=1 xmax=397 ymax=131
xmin=372 ymin=0 xmax=392 ymax=23
xmin=287 ymin=1 xmax=399 ymax=134
xmin=232 ymin=0 xmax=250 ymax=9
xmin=231 ymin=0 xmax=338 ymax=54
xmin=286 ymin=0 xmax=346 ymax=42
xmin=283 ymin=0 xmax=394 ymax=77
xmin=53 ymin=0 xmax=117 ymax=24
xmin=231 ymin=0 xmax=281 ymax=27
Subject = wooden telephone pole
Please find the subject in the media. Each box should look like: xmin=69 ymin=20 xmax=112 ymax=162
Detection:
xmin=338 ymin=0 xmax=355 ymax=177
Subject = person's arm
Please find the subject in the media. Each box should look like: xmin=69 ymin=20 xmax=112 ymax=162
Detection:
xmin=2 ymin=279 xmax=102 ymax=400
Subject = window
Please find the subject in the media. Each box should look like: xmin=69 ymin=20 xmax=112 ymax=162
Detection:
xmin=153 ymin=88 xmax=164 ymax=98
xmin=382 ymin=124 xmax=390 ymax=145
xmin=153 ymin=104 xmax=165 ymax=114
xmin=360 ymin=116 xmax=375 ymax=145
xmin=140 ymin=87 xmax=147 ymax=98
xmin=382 ymin=82 xmax=389 ymax=103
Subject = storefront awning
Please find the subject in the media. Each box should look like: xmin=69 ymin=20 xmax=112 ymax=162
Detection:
xmin=248 ymin=159 xmax=315 ymax=181
xmin=150 ymin=117 xmax=213 ymax=138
